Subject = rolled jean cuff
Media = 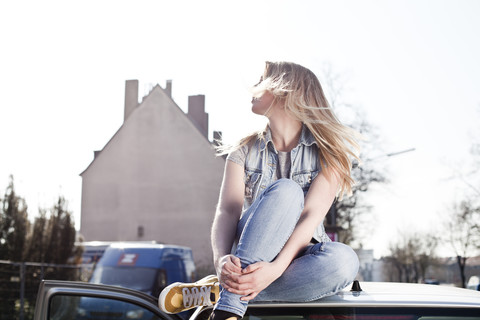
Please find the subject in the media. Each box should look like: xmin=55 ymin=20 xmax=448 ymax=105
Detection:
xmin=214 ymin=303 xmax=246 ymax=318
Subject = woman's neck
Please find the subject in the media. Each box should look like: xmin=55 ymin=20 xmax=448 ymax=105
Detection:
xmin=269 ymin=118 xmax=302 ymax=152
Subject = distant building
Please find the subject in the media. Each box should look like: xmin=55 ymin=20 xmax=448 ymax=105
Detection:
xmin=354 ymin=249 xmax=384 ymax=282
xmin=80 ymin=80 xmax=225 ymax=273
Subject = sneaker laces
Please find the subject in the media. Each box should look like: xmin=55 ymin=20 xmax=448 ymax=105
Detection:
xmin=182 ymin=285 xmax=213 ymax=308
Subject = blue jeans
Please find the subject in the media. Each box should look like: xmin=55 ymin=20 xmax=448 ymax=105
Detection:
xmin=214 ymin=179 xmax=359 ymax=317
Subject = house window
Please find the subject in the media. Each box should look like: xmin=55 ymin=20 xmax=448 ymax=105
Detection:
xmin=137 ymin=225 xmax=144 ymax=238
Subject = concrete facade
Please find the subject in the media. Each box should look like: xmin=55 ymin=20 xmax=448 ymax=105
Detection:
xmin=80 ymin=80 xmax=225 ymax=273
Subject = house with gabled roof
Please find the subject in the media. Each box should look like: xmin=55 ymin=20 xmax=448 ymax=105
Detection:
xmin=80 ymin=80 xmax=225 ymax=273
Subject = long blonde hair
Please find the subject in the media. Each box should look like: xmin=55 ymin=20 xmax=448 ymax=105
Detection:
xmin=219 ymin=61 xmax=360 ymax=197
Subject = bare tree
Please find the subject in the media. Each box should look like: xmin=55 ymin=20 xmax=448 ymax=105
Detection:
xmin=444 ymin=199 xmax=480 ymax=287
xmin=320 ymin=65 xmax=387 ymax=245
xmin=383 ymin=231 xmax=439 ymax=283
xmin=442 ymin=109 xmax=480 ymax=287
xmin=468 ymin=106 xmax=480 ymax=193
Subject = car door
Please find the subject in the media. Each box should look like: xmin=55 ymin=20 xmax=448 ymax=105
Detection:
xmin=34 ymin=280 xmax=182 ymax=320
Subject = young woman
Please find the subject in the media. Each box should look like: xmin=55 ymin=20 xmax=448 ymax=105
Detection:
xmin=159 ymin=61 xmax=360 ymax=320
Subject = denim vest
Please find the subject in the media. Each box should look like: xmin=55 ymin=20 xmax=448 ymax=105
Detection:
xmin=243 ymin=125 xmax=331 ymax=243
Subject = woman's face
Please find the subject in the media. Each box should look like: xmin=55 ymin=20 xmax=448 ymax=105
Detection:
xmin=251 ymin=91 xmax=275 ymax=116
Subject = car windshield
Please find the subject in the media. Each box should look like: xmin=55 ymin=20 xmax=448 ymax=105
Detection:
xmin=90 ymin=266 xmax=157 ymax=292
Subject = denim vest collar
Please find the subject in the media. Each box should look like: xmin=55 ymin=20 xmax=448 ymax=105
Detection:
xmin=259 ymin=125 xmax=317 ymax=152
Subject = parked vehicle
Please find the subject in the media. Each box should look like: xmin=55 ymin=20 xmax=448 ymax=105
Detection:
xmin=77 ymin=241 xmax=113 ymax=264
xmin=467 ymin=275 xmax=480 ymax=291
xmin=34 ymin=279 xmax=480 ymax=320
xmin=66 ymin=242 xmax=196 ymax=319
xmin=89 ymin=242 xmax=196 ymax=297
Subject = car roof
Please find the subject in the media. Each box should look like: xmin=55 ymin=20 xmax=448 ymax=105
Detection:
xmin=248 ymin=281 xmax=480 ymax=308
xmin=107 ymin=242 xmax=190 ymax=250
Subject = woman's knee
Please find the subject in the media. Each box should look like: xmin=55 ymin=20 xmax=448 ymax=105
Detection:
xmin=268 ymin=179 xmax=304 ymax=203
xmin=334 ymin=243 xmax=359 ymax=280
xmin=319 ymin=242 xmax=359 ymax=281
xmin=246 ymin=179 xmax=303 ymax=225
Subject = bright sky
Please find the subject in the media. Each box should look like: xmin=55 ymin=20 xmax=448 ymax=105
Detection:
xmin=1 ymin=0 xmax=479 ymax=258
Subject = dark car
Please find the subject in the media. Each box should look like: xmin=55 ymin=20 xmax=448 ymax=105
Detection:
xmin=34 ymin=280 xmax=180 ymax=320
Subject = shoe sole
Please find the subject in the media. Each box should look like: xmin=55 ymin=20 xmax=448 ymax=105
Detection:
xmin=158 ymin=281 xmax=182 ymax=314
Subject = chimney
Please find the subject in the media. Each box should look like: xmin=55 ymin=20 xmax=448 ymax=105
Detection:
xmin=124 ymin=79 xmax=139 ymax=122
xmin=165 ymin=80 xmax=172 ymax=98
xmin=187 ymin=95 xmax=208 ymax=138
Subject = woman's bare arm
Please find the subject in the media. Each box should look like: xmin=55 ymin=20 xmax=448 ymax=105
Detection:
xmin=211 ymin=160 xmax=245 ymax=280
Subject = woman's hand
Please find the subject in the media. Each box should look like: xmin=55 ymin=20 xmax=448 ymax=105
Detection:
xmin=216 ymin=254 xmax=243 ymax=287
xmin=223 ymin=261 xmax=283 ymax=301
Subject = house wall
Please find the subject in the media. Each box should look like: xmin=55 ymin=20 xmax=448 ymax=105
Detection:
xmin=80 ymin=83 xmax=225 ymax=273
